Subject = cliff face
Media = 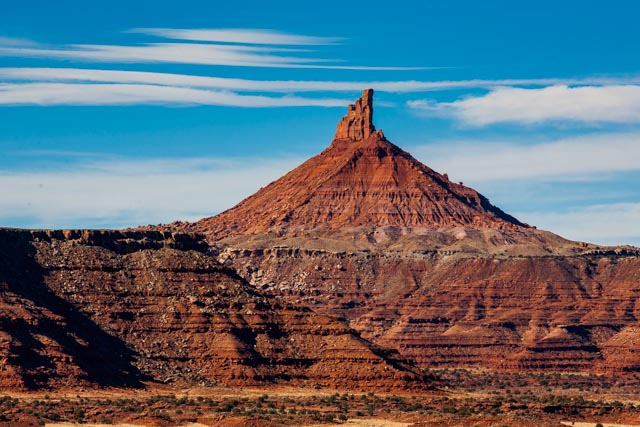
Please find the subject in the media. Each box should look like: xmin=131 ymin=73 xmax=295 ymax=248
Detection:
xmin=213 ymin=246 xmax=640 ymax=373
xmin=0 ymin=229 xmax=145 ymax=390
xmin=181 ymin=89 xmax=640 ymax=374
xmin=0 ymin=229 xmax=426 ymax=390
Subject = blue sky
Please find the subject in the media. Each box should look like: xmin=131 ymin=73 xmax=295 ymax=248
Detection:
xmin=1 ymin=0 xmax=639 ymax=245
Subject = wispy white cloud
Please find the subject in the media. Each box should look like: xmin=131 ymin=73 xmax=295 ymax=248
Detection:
xmin=0 ymin=67 xmax=393 ymax=91
xmin=518 ymin=203 xmax=640 ymax=246
xmin=411 ymin=132 xmax=640 ymax=182
xmin=0 ymin=43 xmax=329 ymax=68
xmin=408 ymin=85 xmax=640 ymax=125
xmin=4 ymin=68 xmax=640 ymax=94
xmin=0 ymin=156 xmax=303 ymax=229
xmin=130 ymin=28 xmax=343 ymax=45
xmin=0 ymin=29 xmax=424 ymax=70
xmin=0 ymin=83 xmax=349 ymax=107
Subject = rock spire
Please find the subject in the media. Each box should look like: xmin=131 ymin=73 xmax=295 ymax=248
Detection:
xmin=190 ymin=87 xmax=528 ymax=240
xmin=334 ymin=88 xmax=377 ymax=141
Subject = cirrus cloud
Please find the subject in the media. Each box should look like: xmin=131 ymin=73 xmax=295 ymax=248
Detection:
xmin=0 ymin=83 xmax=349 ymax=107
xmin=0 ymin=27 xmax=423 ymax=70
xmin=4 ymin=67 xmax=640 ymax=94
xmin=130 ymin=28 xmax=344 ymax=45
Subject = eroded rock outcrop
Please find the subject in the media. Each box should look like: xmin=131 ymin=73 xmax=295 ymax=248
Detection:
xmin=0 ymin=229 xmax=427 ymax=390
xmin=335 ymin=88 xmax=377 ymax=141
xmin=0 ymin=229 xmax=146 ymax=390
xmin=212 ymin=245 xmax=640 ymax=373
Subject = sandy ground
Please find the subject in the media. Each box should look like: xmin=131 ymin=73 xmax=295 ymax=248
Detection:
xmin=561 ymin=422 xmax=640 ymax=427
xmin=25 ymin=385 xmax=362 ymax=400
xmin=299 ymin=420 xmax=411 ymax=427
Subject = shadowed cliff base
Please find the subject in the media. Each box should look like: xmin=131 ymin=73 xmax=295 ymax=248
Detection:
xmin=0 ymin=229 xmax=147 ymax=390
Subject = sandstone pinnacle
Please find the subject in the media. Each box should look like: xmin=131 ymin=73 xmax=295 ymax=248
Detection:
xmin=334 ymin=88 xmax=377 ymax=141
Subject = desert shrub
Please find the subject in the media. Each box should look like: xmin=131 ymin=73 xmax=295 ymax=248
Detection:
xmin=457 ymin=406 xmax=473 ymax=416
xmin=45 ymin=412 xmax=61 ymax=421
xmin=323 ymin=413 xmax=336 ymax=422
xmin=218 ymin=399 xmax=240 ymax=412
xmin=73 ymin=406 xmax=85 ymax=421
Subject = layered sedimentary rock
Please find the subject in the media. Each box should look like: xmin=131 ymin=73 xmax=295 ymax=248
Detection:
xmin=0 ymin=229 xmax=146 ymax=390
xmin=0 ymin=229 xmax=425 ymax=390
xmin=335 ymin=88 xmax=377 ymax=141
xmin=178 ymin=89 xmax=640 ymax=374
xmin=211 ymin=246 xmax=640 ymax=373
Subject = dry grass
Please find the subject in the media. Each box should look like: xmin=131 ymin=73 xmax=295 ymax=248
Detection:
xmin=561 ymin=422 xmax=640 ymax=427
xmin=46 ymin=418 xmax=413 ymax=427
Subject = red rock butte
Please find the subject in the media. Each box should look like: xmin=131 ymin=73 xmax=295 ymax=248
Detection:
xmin=192 ymin=89 xmax=528 ymax=241
xmin=174 ymin=90 xmax=640 ymax=376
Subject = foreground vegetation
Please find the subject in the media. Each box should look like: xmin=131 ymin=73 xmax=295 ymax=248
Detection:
xmin=1 ymin=371 xmax=640 ymax=426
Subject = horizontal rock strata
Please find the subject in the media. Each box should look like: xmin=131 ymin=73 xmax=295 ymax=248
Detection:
xmin=0 ymin=229 xmax=427 ymax=390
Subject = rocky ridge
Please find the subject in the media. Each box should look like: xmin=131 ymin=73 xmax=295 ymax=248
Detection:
xmin=0 ymin=228 xmax=426 ymax=390
xmin=212 ymin=245 xmax=640 ymax=372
